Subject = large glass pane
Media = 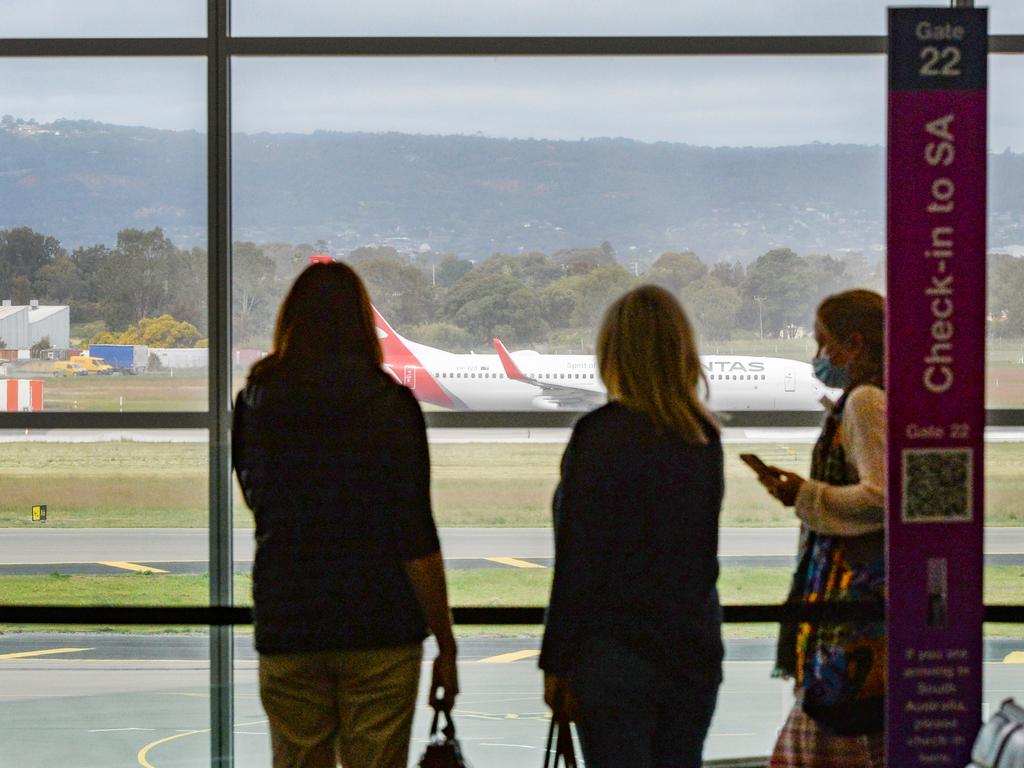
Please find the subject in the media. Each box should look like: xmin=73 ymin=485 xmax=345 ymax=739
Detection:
xmin=1 ymin=1 xmax=205 ymax=38
xmin=230 ymin=51 xmax=1024 ymax=763
xmin=232 ymin=0 xmax=1024 ymax=37
xmin=987 ymin=57 xmax=1024 ymax=409
xmin=0 ymin=427 xmax=212 ymax=767
xmin=0 ymin=59 xmax=208 ymax=411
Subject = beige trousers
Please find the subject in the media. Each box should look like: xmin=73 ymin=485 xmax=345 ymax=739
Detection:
xmin=259 ymin=644 xmax=423 ymax=768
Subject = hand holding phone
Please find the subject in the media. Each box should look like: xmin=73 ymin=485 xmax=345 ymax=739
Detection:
xmin=740 ymin=453 xmax=772 ymax=477
xmin=742 ymin=453 xmax=804 ymax=506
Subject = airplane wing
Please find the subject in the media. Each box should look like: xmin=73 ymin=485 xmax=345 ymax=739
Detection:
xmin=491 ymin=337 xmax=605 ymax=409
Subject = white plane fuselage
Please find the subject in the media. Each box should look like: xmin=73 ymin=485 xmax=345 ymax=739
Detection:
xmin=390 ymin=335 xmax=830 ymax=412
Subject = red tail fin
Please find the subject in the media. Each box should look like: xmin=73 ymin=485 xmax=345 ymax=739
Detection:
xmin=372 ymin=306 xmax=417 ymax=366
xmin=372 ymin=307 xmax=457 ymax=409
xmin=492 ymin=338 xmax=531 ymax=383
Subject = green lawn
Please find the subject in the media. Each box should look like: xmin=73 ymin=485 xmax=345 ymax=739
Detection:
xmin=38 ymin=373 xmax=210 ymax=412
xmin=3 ymin=567 xmax=1024 ymax=640
xmin=7 ymin=440 xmax=1024 ymax=528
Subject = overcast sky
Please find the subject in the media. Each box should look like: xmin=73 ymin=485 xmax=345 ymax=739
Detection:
xmin=2 ymin=1 xmax=1023 ymax=149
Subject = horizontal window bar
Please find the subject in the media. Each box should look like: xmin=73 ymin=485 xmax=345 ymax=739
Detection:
xmin=228 ymin=35 xmax=888 ymax=56
xmin=0 ymin=38 xmax=207 ymax=56
xmin=2 ymin=35 xmax=1022 ymax=58
xmin=0 ymin=412 xmax=210 ymax=429
xmin=4 ymin=603 xmax=1017 ymax=625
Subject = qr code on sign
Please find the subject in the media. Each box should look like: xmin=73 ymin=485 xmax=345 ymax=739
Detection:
xmin=902 ymin=448 xmax=973 ymax=524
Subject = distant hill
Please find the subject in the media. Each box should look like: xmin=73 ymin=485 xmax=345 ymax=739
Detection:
xmin=2 ymin=118 xmax=1023 ymax=262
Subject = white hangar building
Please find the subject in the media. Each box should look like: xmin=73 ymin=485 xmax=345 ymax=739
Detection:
xmin=0 ymin=301 xmax=71 ymax=350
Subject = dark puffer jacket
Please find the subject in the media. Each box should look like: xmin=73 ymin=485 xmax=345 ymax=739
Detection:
xmin=232 ymin=362 xmax=440 ymax=655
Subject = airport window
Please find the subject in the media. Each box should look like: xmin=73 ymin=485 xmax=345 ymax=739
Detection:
xmin=5 ymin=9 xmax=1024 ymax=768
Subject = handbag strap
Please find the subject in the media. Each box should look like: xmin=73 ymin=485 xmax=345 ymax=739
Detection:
xmin=557 ymin=720 xmax=578 ymax=767
xmin=543 ymin=719 xmax=577 ymax=768
xmin=429 ymin=706 xmax=457 ymax=743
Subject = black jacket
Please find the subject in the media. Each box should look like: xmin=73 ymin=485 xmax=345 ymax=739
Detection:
xmin=232 ymin=362 xmax=440 ymax=654
xmin=539 ymin=402 xmax=724 ymax=687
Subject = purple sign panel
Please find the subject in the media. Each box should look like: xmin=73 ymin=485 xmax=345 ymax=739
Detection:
xmin=887 ymin=7 xmax=986 ymax=767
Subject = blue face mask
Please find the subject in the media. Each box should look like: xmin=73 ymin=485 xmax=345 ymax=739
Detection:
xmin=812 ymin=353 xmax=850 ymax=389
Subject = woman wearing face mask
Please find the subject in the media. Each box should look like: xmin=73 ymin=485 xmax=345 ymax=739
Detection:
xmin=755 ymin=289 xmax=886 ymax=768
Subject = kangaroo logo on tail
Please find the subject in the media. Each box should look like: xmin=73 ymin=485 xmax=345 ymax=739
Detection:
xmin=372 ymin=307 xmax=459 ymax=409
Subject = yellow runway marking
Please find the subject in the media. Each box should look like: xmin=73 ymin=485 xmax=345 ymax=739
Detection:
xmin=1003 ymin=652 xmax=1024 ymax=663
xmin=478 ymin=649 xmax=541 ymax=664
xmin=137 ymin=719 xmax=266 ymax=768
xmin=99 ymin=561 xmax=169 ymax=574
xmin=0 ymin=647 xmax=93 ymax=660
xmin=483 ymin=557 xmax=545 ymax=569
xmin=137 ymin=728 xmax=206 ymax=768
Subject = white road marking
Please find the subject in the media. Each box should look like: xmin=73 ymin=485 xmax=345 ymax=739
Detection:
xmin=89 ymin=728 xmax=156 ymax=733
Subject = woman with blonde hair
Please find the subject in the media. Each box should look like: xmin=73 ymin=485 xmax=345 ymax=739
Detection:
xmin=233 ymin=262 xmax=458 ymax=768
xmin=540 ymin=284 xmax=723 ymax=768
xmin=755 ymin=289 xmax=886 ymax=767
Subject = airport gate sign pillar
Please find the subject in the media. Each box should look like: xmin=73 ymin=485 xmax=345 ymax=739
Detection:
xmin=887 ymin=7 xmax=986 ymax=766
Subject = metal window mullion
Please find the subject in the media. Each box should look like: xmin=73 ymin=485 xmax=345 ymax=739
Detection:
xmin=208 ymin=0 xmax=233 ymax=765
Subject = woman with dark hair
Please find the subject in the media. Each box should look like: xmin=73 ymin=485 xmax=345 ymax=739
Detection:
xmin=755 ymin=289 xmax=886 ymax=768
xmin=540 ymin=285 xmax=723 ymax=768
xmin=233 ymin=262 xmax=458 ymax=768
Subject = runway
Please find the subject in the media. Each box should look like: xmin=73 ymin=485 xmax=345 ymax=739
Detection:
xmin=0 ymin=527 xmax=800 ymax=565
xmin=5 ymin=527 xmax=1024 ymax=567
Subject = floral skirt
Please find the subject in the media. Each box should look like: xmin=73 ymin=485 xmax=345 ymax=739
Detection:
xmin=770 ymin=698 xmax=884 ymax=768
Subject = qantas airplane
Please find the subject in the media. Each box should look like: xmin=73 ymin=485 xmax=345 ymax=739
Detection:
xmin=373 ymin=308 xmax=834 ymax=412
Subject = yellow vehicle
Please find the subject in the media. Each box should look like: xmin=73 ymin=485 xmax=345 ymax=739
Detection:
xmin=69 ymin=355 xmax=114 ymax=375
xmin=52 ymin=361 xmax=88 ymax=377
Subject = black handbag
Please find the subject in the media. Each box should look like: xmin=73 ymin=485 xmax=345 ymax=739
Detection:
xmin=542 ymin=719 xmax=578 ymax=768
xmin=418 ymin=707 xmax=472 ymax=768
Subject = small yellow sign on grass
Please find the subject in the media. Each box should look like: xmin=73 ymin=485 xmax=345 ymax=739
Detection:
xmin=31 ymin=504 xmax=47 ymax=522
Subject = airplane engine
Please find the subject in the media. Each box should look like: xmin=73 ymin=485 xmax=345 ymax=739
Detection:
xmin=531 ymin=396 xmax=562 ymax=411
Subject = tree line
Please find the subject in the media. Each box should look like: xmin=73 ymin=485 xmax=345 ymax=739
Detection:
xmin=24 ymin=224 xmax=1024 ymax=353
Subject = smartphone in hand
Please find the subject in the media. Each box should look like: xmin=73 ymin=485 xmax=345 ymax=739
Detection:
xmin=739 ymin=453 xmax=772 ymax=476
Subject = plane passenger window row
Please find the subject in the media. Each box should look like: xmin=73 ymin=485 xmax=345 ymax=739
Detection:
xmin=436 ymin=373 xmax=507 ymax=378
xmin=707 ymin=374 xmax=766 ymax=381
xmin=433 ymin=372 xmax=598 ymax=381
xmin=534 ymin=374 xmax=596 ymax=380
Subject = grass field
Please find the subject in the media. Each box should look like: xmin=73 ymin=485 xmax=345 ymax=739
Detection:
xmin=35 ymin=373 xmax=210 ymax=412
xmin=5 ymin=440 xmax=1024 ymax=528
xmin=3 ymin=567 xmax=1024 ymax=639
